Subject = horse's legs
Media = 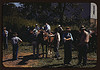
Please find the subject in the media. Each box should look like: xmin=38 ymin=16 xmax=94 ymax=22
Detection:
xmin=48 ymin=47 xmax=51 ymax=54
xmin=32 ymin=41 xmax=36 ymax=57
xmin=48 ymin=44 xmax=52 ymax=55
xmin=41 ymin=44 xmax=44 ymax=58
xmin=46 ymin=45 xmax=48 ymax=58
xmin=36 ymin=43 xmax=39 ymax=58
xmin=47 ymin=45 xmax=53 ymax=58
xmin=50 ymin=47 xmax=52 ymax=55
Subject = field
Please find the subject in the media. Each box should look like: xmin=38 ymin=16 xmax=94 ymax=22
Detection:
xmin=2 ymin=41 xmax=97 ymax=68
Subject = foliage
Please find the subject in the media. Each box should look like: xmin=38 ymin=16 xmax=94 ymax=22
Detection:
xmin=3 ymin=16 xmax=39 ymax=31
xmin=2 ymin=3 xmax=97 ymax=41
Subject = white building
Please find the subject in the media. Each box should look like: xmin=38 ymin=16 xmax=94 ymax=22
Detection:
xmin=90 ymin=3 xmax=97 ymax=27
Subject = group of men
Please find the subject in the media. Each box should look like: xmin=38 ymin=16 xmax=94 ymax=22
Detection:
xmin=3 ymin=24 xmax=91 ymax=66
xmin=25 ymin=24 xmax=91 ymax=66
xmin=28 ymin=23 xmax=63 ymax=59
xmin=30 ymin=23 xmax=51 ymax=34
xmin=63 ymin=26 xmax=90 ymax=66
xmin=3 ymin=27 xmax=22 ymax=60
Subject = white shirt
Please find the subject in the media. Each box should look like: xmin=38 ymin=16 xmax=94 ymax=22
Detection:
xmin=11 ymin=36 xmax=22 ymax=44
xmin=47 ymin=24 xmax=51 ymax=30
xmin=3 ymin=30 xmax=8 ymax=37
xmin=57 ymin=32 xmax=60 ymax=42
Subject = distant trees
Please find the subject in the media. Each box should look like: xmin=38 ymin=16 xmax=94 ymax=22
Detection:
xmin=18 ymin=3 xmax=91 ymax=28
xmin=3 ymin=3 xmax=93 ymax=39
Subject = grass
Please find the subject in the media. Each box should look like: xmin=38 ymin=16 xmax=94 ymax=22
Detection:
xmin=3 ymin=41 xmax=97 ymax=68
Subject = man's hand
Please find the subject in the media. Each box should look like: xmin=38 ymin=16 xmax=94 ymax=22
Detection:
xmin=64 ymin=38 xmax=71 ymax=40
xmin=20 ymin=40 xmax=23 ymax=43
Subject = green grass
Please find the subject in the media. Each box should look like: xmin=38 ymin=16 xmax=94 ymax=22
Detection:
xmin=3 ymin=41 xmax=97 ymax=68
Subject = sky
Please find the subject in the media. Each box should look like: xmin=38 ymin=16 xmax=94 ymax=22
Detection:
xmin=13 ymin=3 xmax=21 ymax=7
xmin=12 ymin=2 xmax=90 ymax=18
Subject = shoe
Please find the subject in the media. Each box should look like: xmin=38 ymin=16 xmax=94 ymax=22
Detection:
xmin=83 ymin=64 xmax=86 ymax=66
xmin=64 ymin=63 xmax=67 ymax=65
xmin=77 ymin=62 xmax=81 ymax=65
xmin=55 ymin=55 xmax=57 ymax=58
xmin=67 ymin=62 xmax=71 ymax=65
xmin=57 ymin=57 xmax=62 ymax=60
xmin=64 ymin=62 xmax=71 ymax=65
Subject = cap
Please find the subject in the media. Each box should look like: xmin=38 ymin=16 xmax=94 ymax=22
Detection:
xmin=58 ymin=25 xmax=61 ymax=27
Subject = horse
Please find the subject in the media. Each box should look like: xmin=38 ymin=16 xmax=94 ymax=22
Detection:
xmin=37 ymin=30 xmax=55 ymax=58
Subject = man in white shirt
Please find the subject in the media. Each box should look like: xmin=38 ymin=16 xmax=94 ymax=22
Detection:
xmin=34 ymin=24 xmax=40 ymax=31
xmin=11 ymin=32 xmax=22 ymax=60
xmin=58 ymin=25 xmax=63 ymax=45
xmin=3 ymin=27 xmax=8 ymax=50
xmin=45 ymin=23 xmax=51 ymax=34
xmin=54 ymin=28 xmax=61 ymax=60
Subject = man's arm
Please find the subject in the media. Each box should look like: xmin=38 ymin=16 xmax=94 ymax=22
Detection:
xmin=18 ymin=37 xmax=23 ymax=42
xmin=64 ymin=38 xmax=71 ymax=41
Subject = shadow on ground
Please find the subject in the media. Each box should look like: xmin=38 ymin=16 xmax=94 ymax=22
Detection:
xmin=17 ymin=54 xmax=44 ymax=65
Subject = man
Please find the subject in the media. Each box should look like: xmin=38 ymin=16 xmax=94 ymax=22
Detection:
xmin=26 ymin=26 xmax=31 ymax=42
xmin=45 ymin=23 xmax=51 ymax=34
xmin=77 ymin=26 xmax=90 ymax=66
xmin=11 ymin=32 xmax=22 ymax=60
xmin=63 ymin=27 xmax=73 ymax=65
xmin=58 ymin=25 xmax=63 ymax=32
xmin=34 ymin=24 xmax=40 ymax=31
xmin=30 ymin=29 xmax=39 ymax=58
xmin=27 ymin=26 xmax=30 ymax=31
xmin=58 ymin=25 xmax=63 ymax=45
xmin=54 ymin=28 xmax=61 ymax=60
xmin=40 ymin=25 xmax=44 ymax=30
xmin=3 ymin=27 xmax=8 ymax=50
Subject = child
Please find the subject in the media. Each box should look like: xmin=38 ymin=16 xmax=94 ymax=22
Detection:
xmin=11 ymin=32 xmax=22 ymax=60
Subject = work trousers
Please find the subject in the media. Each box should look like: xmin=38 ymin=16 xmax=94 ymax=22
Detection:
xmin=32 ymin=41 xmax=39 ymax=57
xmin=13 ymin=44 xmax=19 ymax=60
xmin=54 ymin=41 xmax=60 ymax=58
xmin=64 ymin=41 xmax=72 ymax=64
xmin=3 ymin=37 xmax=8 ymax=49
xmin=78 ymin=43 xmax=88 ymax=65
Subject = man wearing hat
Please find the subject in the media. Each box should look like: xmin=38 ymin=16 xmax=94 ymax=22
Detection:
xmin=77 ymin=26 xmax=90 ymax=66
xmin=11 ymin=32 xmax=22 ymax=60
xmin=63 ymin=27 xmax=73 ymax=65
xmin=45 ymin=23 xmax=51 ymax=34
xmin=3 ymin=27 xmax=8 ymax=50
xmin=30 ymin=29 xmax=39 ymax=58
xmin=34 ymin=24 xmax=40 ymax=31
xmin=58 ymin=25 xmax=63 ymax=45
xmin=54 ymin=28 xmax=62 ymax=60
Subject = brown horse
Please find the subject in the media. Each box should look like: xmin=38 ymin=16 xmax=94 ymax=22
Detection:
xmin=37 ymin=30 xmax=55 ymax=58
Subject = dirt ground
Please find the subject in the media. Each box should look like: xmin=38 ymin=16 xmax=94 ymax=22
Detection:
xmin=3 ymin=52 xmax=97 ymax=68
xmin=3 ymin=52 xmax=40 ymax=67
